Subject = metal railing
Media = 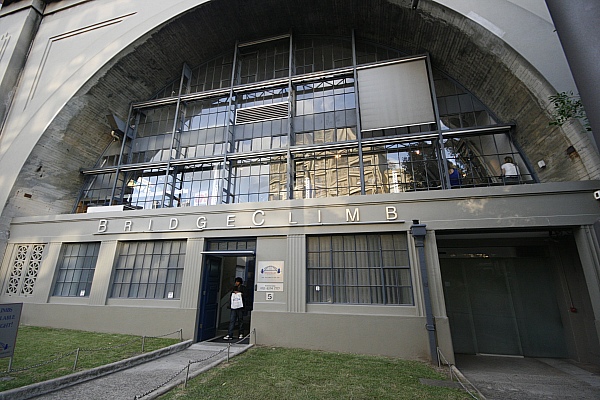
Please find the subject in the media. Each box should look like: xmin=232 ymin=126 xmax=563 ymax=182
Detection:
xmin=436 ymin=347 xmax=484 ymax=400
xmin=1 ymin=329 xmax=184 ymax=375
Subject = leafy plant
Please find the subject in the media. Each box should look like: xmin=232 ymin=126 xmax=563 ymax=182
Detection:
xmin=549 ymin=91 xmax=591 ymax=131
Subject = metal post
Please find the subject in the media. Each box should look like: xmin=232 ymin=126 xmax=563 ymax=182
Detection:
xmin=410 ymin=220 xmax=438 ymax=365
xmin=73 ymin=348 xmax=80 ymax=372
xmin=179 ymin=329 xmax=183 ymax=342
xmin=7 ymin=356 xmax=12 ymax=373
xmin=184 ymin=361 xmax=191 ymax=388
xmin=141 ymin=336 xmax=145 ymax=353
xmin=227 ymin=342 xmax=231 ymax=362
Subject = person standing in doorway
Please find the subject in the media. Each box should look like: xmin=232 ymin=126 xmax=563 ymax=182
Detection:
xmin=224 ymin=277 xmax=245 ymax=340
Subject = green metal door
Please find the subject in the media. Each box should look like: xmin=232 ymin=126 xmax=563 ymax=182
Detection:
xmin=441 ymin=253 xmax=567 ymax=358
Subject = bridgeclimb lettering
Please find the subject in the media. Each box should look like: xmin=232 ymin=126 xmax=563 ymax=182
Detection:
xmin=96 ymin=206 xmax=406 ymax=234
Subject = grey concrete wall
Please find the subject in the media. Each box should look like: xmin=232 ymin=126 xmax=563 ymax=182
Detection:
xmin=20 ymin=303 xmax=198 ymax=339
xmin=252 ymin=311 xmax=432 ymax=359
xmin=1 ymin=181 xmax=598 ymax=359
xmin=0 ymin=1 xmax=44 ymax=128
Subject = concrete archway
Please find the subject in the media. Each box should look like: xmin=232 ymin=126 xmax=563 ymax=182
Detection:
xmin=2 ymin=0 xmax=597 ymax=253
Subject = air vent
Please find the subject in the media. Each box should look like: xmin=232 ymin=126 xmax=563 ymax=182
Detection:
xmin=235 ymin=102 xmax=289 ymax=125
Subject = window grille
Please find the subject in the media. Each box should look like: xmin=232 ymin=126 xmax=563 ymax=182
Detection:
xmin=110 ymin=240 xmax=186 ymax=299
xmin=53 ymin=242 xmax=100 ymax=297
xmin=307 ymin=234 xmax=413 ymax=305
xmin=5 ymin=244 xmax=46 ymax=296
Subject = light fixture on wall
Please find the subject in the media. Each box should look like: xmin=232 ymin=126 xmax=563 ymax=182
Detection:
xmin=106 ymin=113 xmax=127 ymax=141
xmin=411 ymin=0 xmax=419 ymax=10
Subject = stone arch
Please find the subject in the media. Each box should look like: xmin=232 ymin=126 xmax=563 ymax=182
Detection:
xmin=5 ymin=0 xmax=597 ymax=222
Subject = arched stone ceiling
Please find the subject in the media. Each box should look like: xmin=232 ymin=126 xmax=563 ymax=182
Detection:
xmin=8 ymin=0 xmax=588 ymax=218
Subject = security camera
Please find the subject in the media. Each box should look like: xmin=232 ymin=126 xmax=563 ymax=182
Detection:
xmin=594 ymin=190 xmax=600 ymax=200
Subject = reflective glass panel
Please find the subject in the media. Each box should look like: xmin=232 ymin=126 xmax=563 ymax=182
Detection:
xmin=293 ymin=77 xmax=357 ymax=145
xmin=443 ymin=133 xmax=534 ymax=187
xmin=293 ymin=148 xmax=361 ymax=199
xmin=180 ymin=97 xmax=230 ymax=158
xmin=363 ymin=141 xmax=442 ymax=193
xmin=227 ymin=156 xmax=288 ymax=203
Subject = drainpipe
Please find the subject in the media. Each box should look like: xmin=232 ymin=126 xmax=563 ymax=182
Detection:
xmin=410 ymin=220 xmax=438 ymax=364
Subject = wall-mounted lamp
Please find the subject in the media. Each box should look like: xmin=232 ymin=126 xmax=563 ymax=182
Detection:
xmin=106 ymin=113 xmax=127 ymax=141
xmin=411 ymin=0 xmax=419 ymax=10
xmin=537 ymin=160 xmax=546 ymax=169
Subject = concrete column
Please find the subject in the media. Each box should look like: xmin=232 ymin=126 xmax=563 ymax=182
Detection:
xmin=286 ymin=234 xmax=306 ymax=313
xmin=545 ymin=0 xmax=600 ymax=149
xmin=0 ymin=0 xmax=45 ymax=128
xmin=180 ymin=237 xmax=204 ymax=309
xmin=89 ymin=240 xmax=118 ymax=305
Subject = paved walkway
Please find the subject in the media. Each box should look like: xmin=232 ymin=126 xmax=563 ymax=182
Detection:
xmin=456 ymin=354 xmax=600 ymax=400
xmin=5 ymin=340 xmax=251 ymax=400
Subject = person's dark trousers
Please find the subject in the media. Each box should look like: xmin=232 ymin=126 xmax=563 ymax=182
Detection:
xmin=228 ymin=308 xmax=244 ymax=336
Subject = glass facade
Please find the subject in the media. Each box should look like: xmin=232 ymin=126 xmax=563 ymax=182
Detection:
xmin=75 ymin=33 xmax=534 ymax=213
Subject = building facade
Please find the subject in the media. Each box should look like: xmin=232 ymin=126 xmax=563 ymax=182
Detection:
xmin=1 ymin=0 xmax=599 ymax=364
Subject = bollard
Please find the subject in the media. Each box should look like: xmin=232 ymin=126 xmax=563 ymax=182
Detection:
xmin=184 ymin=361 xmax=191 ymax=388
xmin=142 ymin=335 xmax=146 ymax=353
xmin=252 ymin=328 xmax=256 ymax=344
xmin=227 ymin=343 xmax=231 ymax=362
xmin=73 ymin=348 xmax=80 ymax=372
xmin=180 ymin=329 xmax=183 ymax=342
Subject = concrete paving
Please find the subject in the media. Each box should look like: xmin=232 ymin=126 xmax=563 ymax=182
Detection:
xmin=455 ymin=354 xmax=600 ymax=400
xmin=2 ymin=339 xmax=252 ymax=400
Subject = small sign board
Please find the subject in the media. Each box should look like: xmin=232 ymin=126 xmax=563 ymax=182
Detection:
xmin=0 ymin=303 xmax=22 ymax=359
xmin=257 ymin=261 xmax=284 ymax=283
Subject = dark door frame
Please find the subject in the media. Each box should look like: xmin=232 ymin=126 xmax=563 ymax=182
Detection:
xmin=196 ymin=249 xmax=256 ymax=342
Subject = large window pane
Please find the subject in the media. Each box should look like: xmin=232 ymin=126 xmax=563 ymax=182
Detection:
xmin=307 ymin=234 xmax=412 ymax=305
xmin=53 ymin=243 xmax=100 ymax=297
xmin=111 ymin=240 xmax=186 ymax=299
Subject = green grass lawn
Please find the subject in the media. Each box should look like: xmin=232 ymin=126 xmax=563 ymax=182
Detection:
xmin=0 ymin=325 xmax=180 ymax=392
xmin=160 ymin=347 xmax=471 ymax=400
xmin=0 ymin=327 xmax=470 ymax=399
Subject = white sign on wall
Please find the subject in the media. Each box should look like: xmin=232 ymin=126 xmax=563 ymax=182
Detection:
xmin=257 ymin=261 xmax=284 ymax=283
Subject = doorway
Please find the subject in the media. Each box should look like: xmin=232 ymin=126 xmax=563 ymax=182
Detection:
xmin=196 ymin=239 xmax=256 ymax=342
xmin=438 ymin=236 xmax=569 ymax=358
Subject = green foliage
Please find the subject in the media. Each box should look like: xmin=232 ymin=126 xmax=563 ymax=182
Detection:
xmin=161 ymin=347 xmax=471 ymax=400
xmin=0 ymin=326 xmax=179 ymax=392
xmin=549 ymin=91 xmax=591 ymax=131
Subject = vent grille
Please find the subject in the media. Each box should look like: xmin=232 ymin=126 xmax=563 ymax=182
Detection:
xmin=235 ymin=102 xmax=289 ymax=125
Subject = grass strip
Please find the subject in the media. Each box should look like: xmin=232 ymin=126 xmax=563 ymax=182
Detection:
xmin=161 ymin=346 xmax=471 ymax=400
xmin=0 ymin=325 xmax=179 ymax=392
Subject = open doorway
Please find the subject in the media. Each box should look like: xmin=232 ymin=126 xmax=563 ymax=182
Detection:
xmin=196 ymin=239 xmax=255 ymax=342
